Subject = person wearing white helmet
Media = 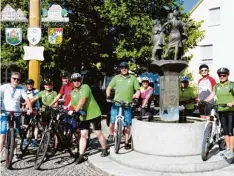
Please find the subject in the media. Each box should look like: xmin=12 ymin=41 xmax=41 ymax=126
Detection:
xmin=205 ymin=67 xmax=234 ymax=159
xmin=139 ymin=76 xmax=154 ymax=120
xmin=68 ymin=73 xmax=108 ymax=164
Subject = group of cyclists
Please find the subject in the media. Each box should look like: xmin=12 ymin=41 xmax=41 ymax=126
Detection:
xmin=179 ymin=64 xmax=234 ymax=159
xmin=0 ymin=61 xmax=234 ymax=166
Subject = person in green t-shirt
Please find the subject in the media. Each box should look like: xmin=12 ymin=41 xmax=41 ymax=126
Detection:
xmin=179 ymin=76 xmax=197 ymax=117
xmin=205 ymin=67 xmax=234 ymax=159
xmin=31 ymin=78 xmax=57 ymax=146
xmin=68 ymin=73 xmax=108 ymax=164
xmin=106 ymin=62 xmax=140 ymax=150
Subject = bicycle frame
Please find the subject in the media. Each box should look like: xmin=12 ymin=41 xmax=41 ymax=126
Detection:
xmin=114 ymin=105 xmax=125 ymax=134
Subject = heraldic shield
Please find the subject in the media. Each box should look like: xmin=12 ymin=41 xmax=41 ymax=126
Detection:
xmin=27 ymin=27 xmax=42 ymax=45
xmin=48 ymin=28 xmax=63 ymax=44
xmin=5 ymin=28 xmax=22 ymax=46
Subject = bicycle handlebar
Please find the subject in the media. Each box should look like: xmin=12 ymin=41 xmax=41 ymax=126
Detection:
xmin=200 ymin=101 xmax=228 ymax=108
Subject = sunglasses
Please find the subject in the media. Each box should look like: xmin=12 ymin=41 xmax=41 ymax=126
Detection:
xmin=120 ymin=66 xmax=128 ymax=69
xmin=218 ymin=74 xmax=227 ymax=78
xmin=181 ymin=81 xmax=189 ymax=83
xmin=12 ymin=77 xmax=21 ymax=81
xmin=200 ymin=69 xmax=208 ymax=72
xmin=72 ymin=79 xmax=81 ymax=82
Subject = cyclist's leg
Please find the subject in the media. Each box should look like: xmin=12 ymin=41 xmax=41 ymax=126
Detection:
xmin=227 ymin=112 xmax=234 ymax=153
xmin=123 ymin=106 xmax=132 ymax=148
xmin=220 ymin=112 xmax=230 ymax=149
xmin=109 ymin=104 xmax=118 ymax=139
xmin=0 ymin=115 xmax=8 ymax=153
xmin=91 ymin=116 xmax=108 ymax=156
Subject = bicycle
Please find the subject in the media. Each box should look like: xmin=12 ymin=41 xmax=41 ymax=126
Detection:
xmin=1 ymin=110 xmax=26 ymax=169
xmin=110 ymin=100 xmax=133 ymax=154
xmin=200 ymin=101 xmax=226 ymax=161
xmin=20 ymin=108 xmax=44 ymax=156
xmin=34 ymin=106 xmax=80 ymax=170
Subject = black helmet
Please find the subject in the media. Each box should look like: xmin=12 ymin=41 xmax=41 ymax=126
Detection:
xmin=43 ymin=78 xmax=53 ymax=85
xmin=60 ymin=70 xmax=69 ymax=78
xmin=119 ymin=61 xmax=129 ymax=68
xmin=199 ymin=64 xmax=209 ymax=70
xmin=217 ymin=67 xmax=230 ymax=74
xmin=25 ymin=79 xmax=34 ymax=85
xmin=71 ymin=73 xmax=82 ymax=81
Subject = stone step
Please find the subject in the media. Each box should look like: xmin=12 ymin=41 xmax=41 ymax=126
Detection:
xmin=88 ymin=149 xmax=234 ymax=176
xmin=109 ymin=147 xmax=230 ymax=173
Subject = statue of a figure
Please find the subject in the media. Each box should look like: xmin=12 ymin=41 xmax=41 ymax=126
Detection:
xmin=151 ymin=20 xmax=165 ymax=60
xmin=160 ymin=9 xmax=188 ymax=60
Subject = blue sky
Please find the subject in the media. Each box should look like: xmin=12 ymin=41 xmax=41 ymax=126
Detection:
xmin=182 ymin=0 xmax=199 ymax=12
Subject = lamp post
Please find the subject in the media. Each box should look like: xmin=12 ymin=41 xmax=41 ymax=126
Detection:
xmin=28 ymin=0 xmax=40 ymax=89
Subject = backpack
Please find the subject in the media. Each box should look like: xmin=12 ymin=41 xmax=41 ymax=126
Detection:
xmin=214 ymin=81 xmax=234 ymax=96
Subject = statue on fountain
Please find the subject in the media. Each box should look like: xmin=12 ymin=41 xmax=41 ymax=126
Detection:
xmin=151 ymin=9 xmax=190 ymax=61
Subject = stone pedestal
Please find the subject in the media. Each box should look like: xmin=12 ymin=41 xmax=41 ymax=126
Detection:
xmin=150 ymin=60 xmax=188 ymax=121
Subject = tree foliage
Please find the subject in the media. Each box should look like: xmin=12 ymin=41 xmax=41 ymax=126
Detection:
xmin=1 ymin=0 xmax=204 ymax=77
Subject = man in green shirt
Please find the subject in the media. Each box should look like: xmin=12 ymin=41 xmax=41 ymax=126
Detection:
xmin=179 ymin=76 xmax=197 ymax=117
xmin=205 ymin=67 xmax=234 ymax=159
xmin=68 ymin=73 xmax=108 ymax=164
xmin=106 ymin=62 xmax=140 ymax=149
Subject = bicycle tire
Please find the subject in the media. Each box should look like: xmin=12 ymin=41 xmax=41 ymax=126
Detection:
xmin=115 ymin=119 xmax=122 ymax=154
xmin=34 ymin=129 xmax=50 ymax=170
xmin=5 ymin=128 xmax=15 ymax=169
xmin=201 ymin=122 xmax=213 ymax=161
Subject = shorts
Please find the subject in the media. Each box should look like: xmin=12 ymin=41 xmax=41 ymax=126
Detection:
xmin=198 ymin=103 xmax=212 ymax=116
xmin=79 ymin=116 xmax=101 ymax=131
xmin=0 ymin=114 xmax=21 ymax=134
xmin=219 ymin=111 xmax=234 ymax=136
xmin=110 ymin=104 xmax=132 ymax=127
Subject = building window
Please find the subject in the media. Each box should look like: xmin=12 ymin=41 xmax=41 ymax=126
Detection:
xmin=200 ymin=44 xmax=213 ymax=62
xmin=209 ymin=7 xmax=220 ymax=26
xmin=1 ymin=68 xmax=12 ymax=83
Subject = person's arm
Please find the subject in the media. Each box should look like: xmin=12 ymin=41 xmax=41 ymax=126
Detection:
xmin=74 ymin=85 xmax=89 ymax=112
xmin=50 ymin=93 xmax=62 ymax=106
xmin=106 ymin=76 xmax=116 ymax=98
xmin=142 ymin=89 xmax=154 ymax=107
xmin=133 ymin=77 xmax=140 ymax=99
xmin=75 ymin=97 xmax=87 ymax=112
xmin=106 ymin=86 xmax=112 ymax=98
xmin=204 ymin=91 xmax=215 ymax=102
xmin=31 ymin=91 xmax=41 ymax=104
xmin=22 ymin=90 xmax=32 ymax=113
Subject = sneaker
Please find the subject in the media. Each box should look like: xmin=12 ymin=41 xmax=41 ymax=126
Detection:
xmin=75 ymin=154 xmax=88 ymax=165
xmin=220 ymin=149 xmax=230 ymax=156
xmin=13 ymin=154 xmax=22 ymax=162
xmin=23 ymin=139 xmax=29 ymax=146
xmin=124 ymin=143 xmax=131 ymax=150
xmin=31 ymin=139 xmax=38 ymax=147
xmin=107 ymin=135 xmax=114 ymax=142
xmin=100 ymin=149 xmax=109 ymax=157
xmin=223 ymin=150 xmax=234 ymax=159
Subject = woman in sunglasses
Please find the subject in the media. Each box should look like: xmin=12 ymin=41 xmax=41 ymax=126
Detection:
xmin=197 ymin=64 xmax=216 ymax=119
xmin=204 ymin=67 xmax=234 ymax=159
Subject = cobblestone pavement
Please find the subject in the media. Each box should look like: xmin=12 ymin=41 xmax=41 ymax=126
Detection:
xmin=0 ymin=150 xmax=108 ymax=176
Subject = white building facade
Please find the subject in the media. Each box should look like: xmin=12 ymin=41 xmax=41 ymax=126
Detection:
xmin=188 ymin=0 xmax=234 ymax=83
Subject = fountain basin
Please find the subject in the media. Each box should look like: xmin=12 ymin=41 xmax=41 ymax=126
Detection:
xmin=132 ymin=118 xmax=206 ymax=156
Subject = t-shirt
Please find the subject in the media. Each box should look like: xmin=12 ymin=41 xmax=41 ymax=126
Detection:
xmin=140 ymin=86 xmax=154 ymax=106
xmin=59 ymin=82 xmax=73 ymax=106
xmin=71 ymin=84 xmax=101 ymax=121
xmin=37 ymin=90 xmax=57 ymax=109
xmin=198 ymin=75 xmax=216 ymax=101
xmin=0 ymin=83 xmax=28 ymax=112
xmin=108 ymin=74 xmax=140 ymax=103
xmin=214 ymin=81 xmax=234 ymax=112
xmin=179 ymin=86 xmax=197 ymax=110
xmin=26 ymin=88 xmax=40 ymax=108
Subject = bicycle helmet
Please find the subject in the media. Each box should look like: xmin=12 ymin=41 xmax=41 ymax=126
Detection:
xmin=180 ymin=76 xmax=189 ymax=82
xmin=141 ymin=77 xmax=152 ymax=83
xmin=217 ymin=67 xmax=230 ymax=75
xmin=43 ymin=78 xmax=53 ymax=85
xmin=119 ymin=61 xmax=129 ymax=68
xmin=71 ymin=73 xmax=82 ymax=81
xmin=25 ymin=79 xmax=34 ymax=85
xmin=199 ymin=64 xmax=209 ymax=70
xmin=60 ymin=70 xmax=69 ymax=78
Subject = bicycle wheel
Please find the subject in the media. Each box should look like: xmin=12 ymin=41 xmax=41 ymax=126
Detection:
xmin=114 ymin=119 xmax=122 ymax=154
xmin=67 ymin=131 xmax=80 ymax=157
xmin=201 ymin=122 xmax=213 ymax=161
xmin=34 ymin=129 xmax=50 ymax=170
xmin=5 ymin=128 xmax=15 ymax=169
xmin=46 ymin=131 xmax=59 ymax=157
